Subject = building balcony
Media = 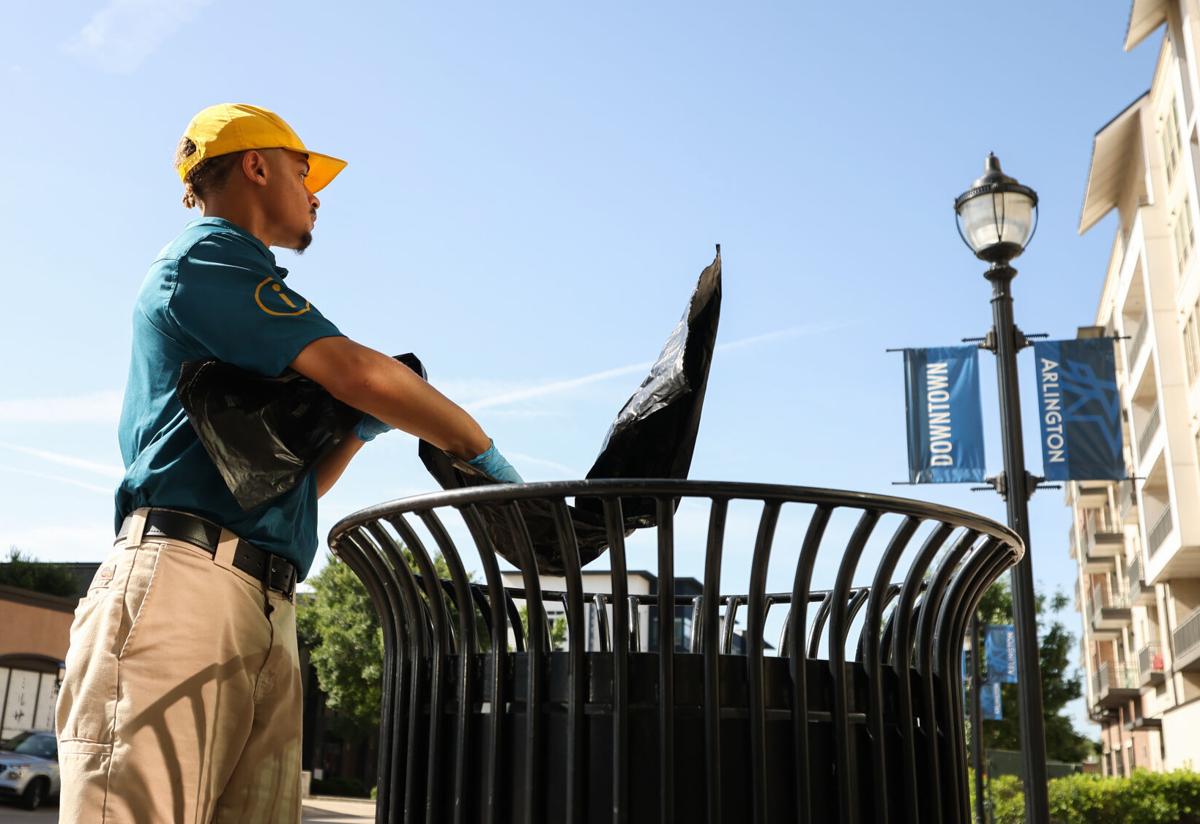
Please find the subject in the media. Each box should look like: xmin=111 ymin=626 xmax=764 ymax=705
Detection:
xmin=1128 ymin=557 xmax=1155 ymax=606
xmin=1087 ymin=528 xmax=1125 ymax=561
xmin=1091 ymin=589 xmax=1132 ymax=637
xmin=1173 ymin=607 xmax=1200 ymax=672
xmin=1095 ymin=662 xmax=1140 ymax=709
xmin=1138 ymin=642 xmax=1165 ymax=687
xmin=1075 ymin=483 xmax=1110 ymax=509
xmin=1124 ymin=714 xmax=1163 ymax=733
xmin=1078 ymin=527 xmax=1123 ymax=573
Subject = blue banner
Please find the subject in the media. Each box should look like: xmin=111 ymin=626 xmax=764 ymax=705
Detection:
xmin=984 ymin=625 xmax=1018 ymax=685
xmin=980 ymin=681 xmax=1002 ymax=720
xmin=903 ymin=346 xmax=986 ymax=483
xmin=1033 ymin=339 xmax=1124 ymax=481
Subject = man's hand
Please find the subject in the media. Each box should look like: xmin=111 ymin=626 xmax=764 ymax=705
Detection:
xmin=467 ymin=440 xmax=523 ymax=483
xmin=354 ymin=413 xmax=392 ymax=443
xmin=291 ymin=336 xmax=491 ymax=460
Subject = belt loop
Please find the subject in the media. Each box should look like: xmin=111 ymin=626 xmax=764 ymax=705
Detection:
xmin=125 ymin=509 xmax=149 ymax=549
xmin=214 ymin=529 xmax=239 ymax=571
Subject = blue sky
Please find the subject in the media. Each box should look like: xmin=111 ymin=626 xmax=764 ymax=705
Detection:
xmin=0 ymin=1 xmax=1158 ymax=737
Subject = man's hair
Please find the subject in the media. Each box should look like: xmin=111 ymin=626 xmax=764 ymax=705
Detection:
xmin=174 ymin=137 xmax=244 ymax=209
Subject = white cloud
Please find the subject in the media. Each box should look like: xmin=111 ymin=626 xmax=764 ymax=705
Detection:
xmin=505 ymin=452 xmax=580 ymax=477
xmin=0 ymin=390 xmax=122 ymax=424
xmin=0 ymin=443 xmax=124 ymax=479
xmin=63 ymin=0 xmax=211 ymax=74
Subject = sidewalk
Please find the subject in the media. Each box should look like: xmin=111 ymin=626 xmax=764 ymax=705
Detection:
xmin=301 ymin=795 xmax=376 ymax=823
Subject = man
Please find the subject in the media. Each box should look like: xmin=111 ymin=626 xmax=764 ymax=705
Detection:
xmin=54 ymin=102 xmax=521 ymax=822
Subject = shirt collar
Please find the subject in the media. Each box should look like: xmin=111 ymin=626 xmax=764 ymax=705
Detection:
xmin=187 ymin=216 xmax=290 ymax=279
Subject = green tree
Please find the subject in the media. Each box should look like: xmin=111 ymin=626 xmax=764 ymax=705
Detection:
xmin=517 ymin=604 xmax=568 ymax=650
xmin=971 ymin=580 xmax=1094 ymax=763
xmin=296 ymin=549 xmax=461 ymax=738
xmin=0 ymin=547 xmax=80 ymax=598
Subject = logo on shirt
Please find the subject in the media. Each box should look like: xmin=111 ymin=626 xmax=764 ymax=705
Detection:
xmin=254 ymin=277 xmax=312 ymax=317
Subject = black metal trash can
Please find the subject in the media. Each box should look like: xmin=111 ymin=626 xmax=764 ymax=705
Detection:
xmin=328 ymin=480 xmax=1022 ymax=824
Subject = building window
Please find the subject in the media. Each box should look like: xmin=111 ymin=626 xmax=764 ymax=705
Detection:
xmin=1163 ymin=100 xmax=1181 ymax=184
xmin=1175 ymin=195 xmax=1195 ymax=272
xmin=1184 ymin=311 xmax=1200 ymax=383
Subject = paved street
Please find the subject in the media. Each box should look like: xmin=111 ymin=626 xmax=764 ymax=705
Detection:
xmin=0 ymin=796 xmax=375 ymax=822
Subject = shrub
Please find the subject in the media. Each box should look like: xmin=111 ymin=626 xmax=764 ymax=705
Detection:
xmin=988 ymin=770 xmax=1200 ymax=824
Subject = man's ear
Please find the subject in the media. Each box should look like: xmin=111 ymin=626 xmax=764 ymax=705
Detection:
xmin=241 ymin=150 xmax=270 ymax=188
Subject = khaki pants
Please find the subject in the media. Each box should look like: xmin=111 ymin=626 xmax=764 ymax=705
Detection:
xmin=55 ymin=510 xmax=302 ymax=823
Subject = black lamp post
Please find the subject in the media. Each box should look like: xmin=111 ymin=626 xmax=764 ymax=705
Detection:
xmin=954 ymin=153 xmax=1050 ymax=824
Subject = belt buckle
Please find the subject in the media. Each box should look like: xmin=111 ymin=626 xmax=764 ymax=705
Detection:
xmin=263 ymin=553 xmax=294 ymax=600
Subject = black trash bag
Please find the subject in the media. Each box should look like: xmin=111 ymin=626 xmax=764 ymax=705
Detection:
xmin=177 ymin=354 xmax=427 ymax=511
xmin=419 ymin=246 xmax=722 ymax=573
xmin=417 ymin=441 xmax=615 ymax=574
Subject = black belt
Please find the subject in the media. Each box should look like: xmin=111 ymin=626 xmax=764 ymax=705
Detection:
xmin=117 ymin=509 xmax=296 ymax=599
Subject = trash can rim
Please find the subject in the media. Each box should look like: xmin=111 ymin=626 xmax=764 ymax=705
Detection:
xmin=328 ymin=478 xmax=1022 ymax=557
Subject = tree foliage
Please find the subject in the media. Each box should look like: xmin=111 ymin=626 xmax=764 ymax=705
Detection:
xmin=517 ymin=604 xmax=567 ymax=650
xmin=972 ymin=580 xmax=1094 ymax=763
xmin=296 ymin=549 xmax=456 ymax=738
xmin=0 ymin=547 xmax=80 ymax=598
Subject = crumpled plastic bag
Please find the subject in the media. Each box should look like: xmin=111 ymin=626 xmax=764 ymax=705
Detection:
xmin=177 ymin=354 xmax=426 ymax=511
xmin=420 ymin=246 xmax=722 ymax=572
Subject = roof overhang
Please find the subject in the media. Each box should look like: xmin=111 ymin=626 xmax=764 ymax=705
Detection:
xmin=1079 ymin=92 xmax=1149 ymax=234
xmin=1126 ymin=0 xmax=1168 ymax=51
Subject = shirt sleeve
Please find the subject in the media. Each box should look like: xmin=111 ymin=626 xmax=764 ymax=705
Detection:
xmin=166 ymin=232 xmax=343 ymax=376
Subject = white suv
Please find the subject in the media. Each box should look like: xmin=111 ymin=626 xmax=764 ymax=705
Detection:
xmin=0 ymin=730 xmax=59 ymax=811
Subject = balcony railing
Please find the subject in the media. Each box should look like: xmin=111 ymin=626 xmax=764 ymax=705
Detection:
xmin=1128 ymin=316 xmax=1147 ymax=367
xmin=1174 ymin=607 xmax=1200 ymax=672
xmin=1138 ymin=642 xmax=1165 ymax=686
xmin=1091 ymin=589 xmax=1132 ymax=636
xmin=1120 ymin=480 xmax=1138 ymax=524
xmin=1128 ymin=557 xmax=1154 ymax=605
xmin=1130 ymin=319 xmax=1150 ymax=368
xmin=1092 ymin=588 xmax=1131 ymax=619
xmin=1148 ymin=506 xmax=1174 ymax=557
xmin=1137 ymin=405 xmax=1161 ymax=461
xmin=1096 ymin=662 xmax=1140 ymax=708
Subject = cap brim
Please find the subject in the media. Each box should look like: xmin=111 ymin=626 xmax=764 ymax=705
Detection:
xmin=305 ymin=151 xmax=347 ymax=194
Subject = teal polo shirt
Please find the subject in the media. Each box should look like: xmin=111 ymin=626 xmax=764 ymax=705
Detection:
xmin=115 ymin=217 xmax=343 ymax=580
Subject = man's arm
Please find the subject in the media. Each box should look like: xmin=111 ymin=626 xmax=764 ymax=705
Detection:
xmin=291 ymin=335 xmax=492 ymax=460
xmin=313 ymin=434 xmax=365 ymax=498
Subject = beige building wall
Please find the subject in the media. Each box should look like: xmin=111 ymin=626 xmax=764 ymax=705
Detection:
xmin=1073 ymin=0 xmax=1200 ymax=776
xmin=1163 ymin=699 xmax=1200 ymax=769
xmin=0 ymin=589 xmax=74 ymax=661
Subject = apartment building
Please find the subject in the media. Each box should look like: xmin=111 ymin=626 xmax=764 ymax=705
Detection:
xmin=1073 ymin=0 xmax=1200 ymax=776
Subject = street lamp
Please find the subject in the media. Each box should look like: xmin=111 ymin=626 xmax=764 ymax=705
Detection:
xmin=954 ymin=153 xmax=1050 ymax=824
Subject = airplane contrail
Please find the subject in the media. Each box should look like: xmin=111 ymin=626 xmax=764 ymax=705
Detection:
xmin=0 ymin=442 xmax=124 ymax=479
xmin=0 ymin=466 xmax=114 ymax=496
xmin=464 ymin=323 xmax=833 ymax=410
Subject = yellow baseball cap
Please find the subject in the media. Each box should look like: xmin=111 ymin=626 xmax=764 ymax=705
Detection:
xmin=177 ymin=103 xmax=347 ymax=194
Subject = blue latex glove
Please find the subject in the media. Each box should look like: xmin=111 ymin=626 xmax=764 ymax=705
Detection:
xmin=467 ymin=440 xmax=524 ymax=483
xmin=354 ymin=413 xmax=393 ymax=443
